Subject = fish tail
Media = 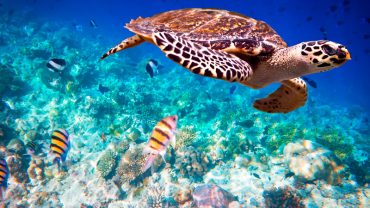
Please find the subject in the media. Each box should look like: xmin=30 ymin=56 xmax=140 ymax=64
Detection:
xmin=53 ymin=157 xmax=61 ymax=172
xmin=141 ymin=154 xmax=157 ymax=173
xmin=0 ymin=187 xmax=4 ymax=208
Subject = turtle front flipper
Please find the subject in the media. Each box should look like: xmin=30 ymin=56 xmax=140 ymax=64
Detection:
xmin=152 ymin=32 xmax=253 ymax=83
xmin=253 ymin=78 xmax=307 ymax=113
xmin=100 ymin=34 xmax=144 ymax=60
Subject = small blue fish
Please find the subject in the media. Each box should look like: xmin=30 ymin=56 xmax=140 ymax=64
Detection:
xmin=229 ymin=86 xmax=237 ymax=95
xmin=90 ymin=20 xmax=98 ymax=29
xmin=302 ymin=76 xmax=317 ymax=88
xmin=98 ymin=84 xmax=110 ymax=94
xmin=0 ymin=158 xmax=9 ymax=206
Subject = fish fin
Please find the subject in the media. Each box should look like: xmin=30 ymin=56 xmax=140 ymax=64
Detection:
xmin=100 ymin=35 xmax=144 ymax=60
xmin=152 ymin=32 xmax=253 ymax=83
xmin=253 ymin=77 xmax=307 ymax=113
xmin=170 ymin=135 xmax=176 ymax=149
xmin=159 ymin=150 xmax=167 ymax=163
xmin=143 ymin=146 xmax=157 ymax=155
xmin=0 ymin=187 xmax=3 ymax=206
xmin=142 ymin=154 xmax=157 ymax=173
xmin=53 ymin=157 xmax=61 ymax=172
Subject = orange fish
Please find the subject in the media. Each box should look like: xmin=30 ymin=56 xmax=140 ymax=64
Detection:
xmin=50 ymin=129 xmax=70 ymax=172
xmin=0 ymin=158 xmax=9 ymax=207
xmin=142 ymin=115 xmax=178 ymax=172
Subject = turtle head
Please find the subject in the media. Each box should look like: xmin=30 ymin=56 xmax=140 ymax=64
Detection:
xmin=300 ymin=40 xmax=351 ymax=73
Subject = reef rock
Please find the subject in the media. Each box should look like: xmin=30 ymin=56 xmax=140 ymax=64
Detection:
xmin=193 ymin=184 xmax=237 ymax=208
xmin=283 ymin=140 xmax=344 ymax=185
xmin=174 ymin=146 xmax=213 ymax=181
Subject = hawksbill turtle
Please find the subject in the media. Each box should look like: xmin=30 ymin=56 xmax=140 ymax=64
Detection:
xmin=100 ymin=8 xmax=351 ymax=113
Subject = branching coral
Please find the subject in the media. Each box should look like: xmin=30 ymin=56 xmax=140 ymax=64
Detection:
xmin=97 ymin=149 xmax=117 ymax=179
xmin=174 ymin=146 xmax=214 ymax=181
xmin=316 ymin=128 xmax=353 ymax=161
xmin=114 ymin=145 xmax=148 ymax=185
xmin=265 ymin=123 xmax=304 ymax=153
xmin=175 ymin=125 xmax=198 ymax=150
xmin=263 ymin=186 xmax=304 ymax=208
xmin=144 ymin=184 xmax=165 ymax=208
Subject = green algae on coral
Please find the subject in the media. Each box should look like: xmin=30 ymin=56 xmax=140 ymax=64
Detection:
xmin=97 ymin=149 xmax=118 ymax=179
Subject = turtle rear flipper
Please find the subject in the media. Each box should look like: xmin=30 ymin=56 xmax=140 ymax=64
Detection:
xmin=253 ymin=78 xmax=307 ymax=113
xmin=152 ymin=32 xmax=253 ymax=83
xmin=100 ymin=34 xmax=144 ymax=60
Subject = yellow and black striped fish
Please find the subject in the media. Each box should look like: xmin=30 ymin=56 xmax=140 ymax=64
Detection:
xmin=50 ymin=129 xmax=70 ymax=170
xmin=142 ymin=115 xmax=178 ymax=172
xmin=0 ymin=158 xmax=9 ymax=205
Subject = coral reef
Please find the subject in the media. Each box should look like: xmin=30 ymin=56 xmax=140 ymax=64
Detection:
xmin=174 ymin=187 xmax=193 ymax=206
xmin=284 ymin=140 xmax=345 ymax=185
xmin=316 ymin=128 xmax=353 ymax=161
xmin=114 ymin=145 xmax=148 ymax=185
xmin=192 ymin=184 xmax=237 ymax=208
xmin=27 ymin=157 xmax=45 ymax=181
xmin=263 ymin=186 xmax=303 ymax=208
xmin=265 ymin=122 xmax=305 ymax=153
xmin=175 ymin=125 xmax=198 ymax=150
xmin=97 ymin=148 xmax=118 ymax=179
xmin=174 ymin=146 xmax=214 ymax=181
xmin=143 ymin=184 xmax=165 ymax=208
xmin=0 ymin=8 xmax=368 ymax=208
xmin=6 ymin=139 xmax=30 ymax=183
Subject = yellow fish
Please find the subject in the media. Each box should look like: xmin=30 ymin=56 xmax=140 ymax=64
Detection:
xmin=50 ymin=129 xmax=70 ymax=172
xmin=0 ymin=158 xmax=9 ymax=207
xmin=142 ymin=115 xmax=178 ymax=172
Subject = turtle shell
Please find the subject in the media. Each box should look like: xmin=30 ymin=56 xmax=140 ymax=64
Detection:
xmin=126 ymin=8 xmax=287 ymax=56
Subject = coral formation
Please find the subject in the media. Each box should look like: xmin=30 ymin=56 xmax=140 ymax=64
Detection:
xmin=174 ymin=187 xmax=193 ymax=206
xmin=175 ymin=125 xmax=198 ymax=150
xmin=27 ymin=157 xmax=45 ymax=181
xmin=265 ymin=122 xmax=305 ymax=153
xmin=114 ymin=145 xmax=148 ymax=185
xmin=263 ymin=186 xmax=303 ymax=208
xmin=192 ymin=184 xmax=237 ymax=208
xmin=97 ymin=149 xmax=118 ymax=179
xmin=144 ymin=184 xmax=165 ymax=208
xmin=316 ymin=128 xmax=353 ymax=161
xmin=284 ymin=140 xmax=345 ymax=185
xmin=6 ymin=139 xmax=30 ymax=183
xmin=174 ymin=146 xmax=214 ymax=181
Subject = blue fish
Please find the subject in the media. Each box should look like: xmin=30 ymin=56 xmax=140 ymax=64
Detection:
xmin=98 ymin=84 xmax=110 ymax=94
xmin=0 ymin=158 xmax=9 ymax=206
xmin=229 ymin=85 xmax=237 ymax=95
xmin=302 ymin=76 xmax=317 ymax=88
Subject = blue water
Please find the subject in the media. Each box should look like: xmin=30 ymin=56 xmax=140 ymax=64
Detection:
xmin=7 ymin=0 xmax=370 ymax=109
xmin=1 ymin=0 xmax=369 ymax=207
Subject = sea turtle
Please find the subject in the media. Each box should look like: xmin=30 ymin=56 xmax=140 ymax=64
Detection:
xmin=100 ymin=8 xmax=351 ymax=113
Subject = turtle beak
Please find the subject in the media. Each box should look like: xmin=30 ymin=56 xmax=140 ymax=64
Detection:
xmin=344 ymin=49 xmax=351 ymax=60
xmin=338 ymin=47 xmax=351 ymax=60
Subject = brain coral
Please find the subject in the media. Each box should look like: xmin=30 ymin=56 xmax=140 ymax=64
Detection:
xmin=284 ymin=140 xmax=344 ymax=185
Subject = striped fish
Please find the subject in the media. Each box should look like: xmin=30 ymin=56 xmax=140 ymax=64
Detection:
xmin=0 ymin=158 xmax=9 ymax=206
xmin=142 ymin=115 xmax=178 ymax=172
xmin=50 ymin=129 xmax=70 ymax=171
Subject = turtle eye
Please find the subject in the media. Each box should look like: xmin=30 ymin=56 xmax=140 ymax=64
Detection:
xmin=322 ymin=45 xmax=336 ymax=55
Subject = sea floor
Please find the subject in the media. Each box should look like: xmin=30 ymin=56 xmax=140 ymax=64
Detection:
xmin=0 ymin=12 xmax=369 ymax=208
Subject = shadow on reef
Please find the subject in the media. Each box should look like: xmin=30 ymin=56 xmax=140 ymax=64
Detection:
xmin=0 ymin=63 xmax=31 ymax=98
